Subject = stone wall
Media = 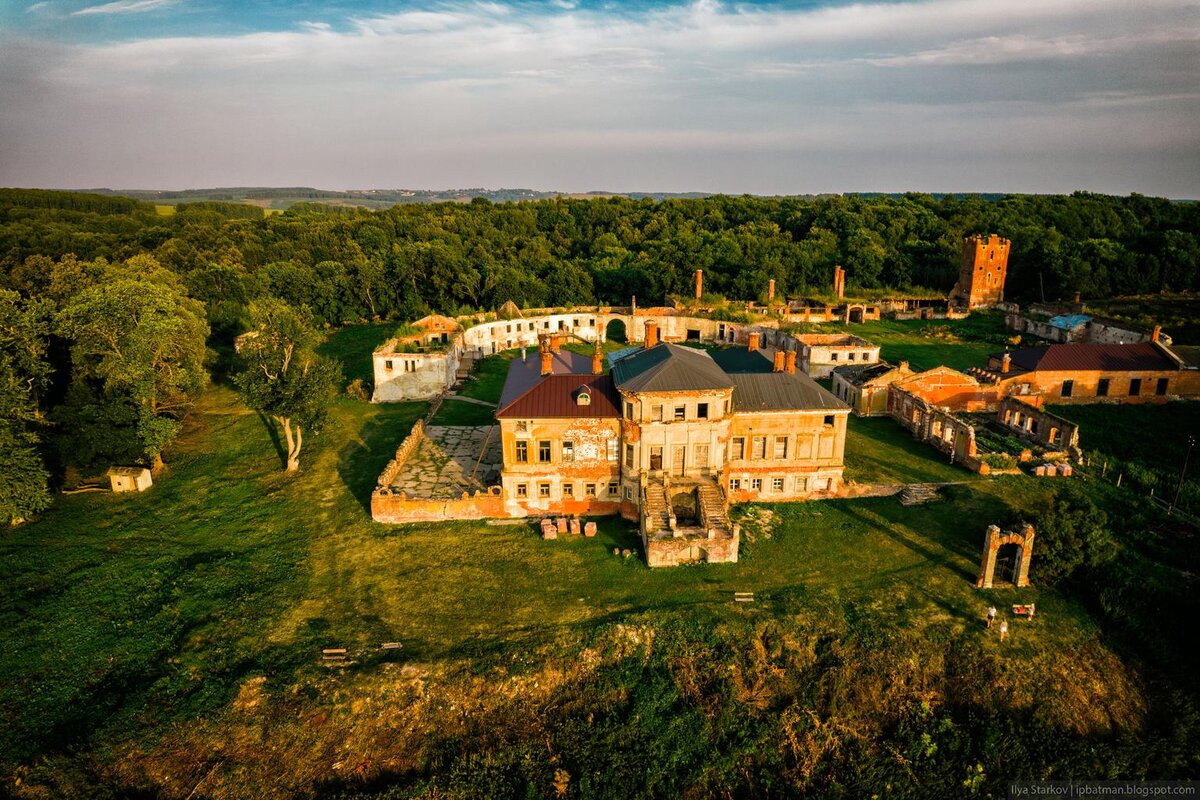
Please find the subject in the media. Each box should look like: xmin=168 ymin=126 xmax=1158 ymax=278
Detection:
xmin=375 ymin=420 xmax=425 ymax=487
xmin=371 ymin=485 xmax=508 ymax=523
xmin=644 ymin=527 xmax=740 ymax=567
xmin=888 ymin=385 xmax=981 ymax=468
xmin=997 ymin=396 xmax=1082 ymax=458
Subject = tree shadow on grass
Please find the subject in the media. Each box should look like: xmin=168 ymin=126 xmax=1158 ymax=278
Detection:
xmin=337 ymin=404 xmax=426 ymax=514
xmin=257 ymin=412 xmax=287 ymax=470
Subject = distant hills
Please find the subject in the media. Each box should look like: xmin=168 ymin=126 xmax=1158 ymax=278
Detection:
xmin=80 ymin=186 xmax=718 ymax=210
xmin=78 ymin=186 xmax=1017 ymax=211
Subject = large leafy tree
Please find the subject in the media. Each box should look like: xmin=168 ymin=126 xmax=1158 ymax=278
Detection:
xmin=0 ymin=290 xmax=53 ymax=524
xmin=57 ymin=275 xmax=209 ymax=470
xmin=234 ymin=301 xmax=341 ymax=473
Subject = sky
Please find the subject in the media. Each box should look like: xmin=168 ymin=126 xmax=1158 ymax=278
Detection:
xmin=1 ymin=0 xmax=1198 ymax=196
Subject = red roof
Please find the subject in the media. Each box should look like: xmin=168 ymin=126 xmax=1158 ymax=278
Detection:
xmin=496 ymin=374 xmax=621 ymax=419
xmin=1008 ymin=343 xmax=1177 ymax=373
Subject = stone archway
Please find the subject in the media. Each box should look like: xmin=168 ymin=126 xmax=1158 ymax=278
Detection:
xmin=976 ymin=523 xmax=1035 ymax=588
xmin=605 ymin=318 xmax=627 ymax=343
xmin=846 ymin=304 xmax=865 ymax=324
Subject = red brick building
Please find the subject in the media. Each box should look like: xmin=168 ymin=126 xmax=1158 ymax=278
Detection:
xmin=950 ymin=234 xmax=1010 ymax=309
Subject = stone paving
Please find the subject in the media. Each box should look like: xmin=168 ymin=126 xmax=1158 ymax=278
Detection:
xmin=389 ymin=425 xmax=502 ymax=499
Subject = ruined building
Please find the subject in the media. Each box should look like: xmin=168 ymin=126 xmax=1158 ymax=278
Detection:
xmin=950 ymin=234 xmax=1010 ymax=309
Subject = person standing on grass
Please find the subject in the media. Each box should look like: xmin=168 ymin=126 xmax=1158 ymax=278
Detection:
xmin=987 ymin=605 xmax=997 ymax=628
xmin=999 ymin=620 xmax=1008 ymax=642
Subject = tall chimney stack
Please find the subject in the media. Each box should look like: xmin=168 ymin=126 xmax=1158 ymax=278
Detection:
xmin=694 ymin=269 xmax=703 ymax=301
xmin=768 ymin=279 xmax=776 ymax=303
xmin=785 ymin=350 xmax=797 ymax=374
xmin=541 ymin=349 xmax=553 ymax=376
xmin=747 ymin=331 xmax=761 ymax=352
xmin=1001 ymin=353 xmax=1011 ymax=374
xmin=1152 ymin=325 xmax=1161 ymax=343
xmin=645 ymin=320 xmax=659 ymax=348
xmin=592 ymin=349 xmax=604 ymax=375
xmin=773 ymin=350 xmax=785 ymax=372
xmin=550 ymin=334 xmax=561 ymax=353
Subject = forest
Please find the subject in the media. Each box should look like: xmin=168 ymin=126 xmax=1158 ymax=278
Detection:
xmin=2 ymin=188 xmax=1199 ymax=525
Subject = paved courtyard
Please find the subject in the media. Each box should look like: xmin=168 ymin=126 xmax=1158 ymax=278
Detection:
xmin=389 ymin=425 xmax=502 ymax=499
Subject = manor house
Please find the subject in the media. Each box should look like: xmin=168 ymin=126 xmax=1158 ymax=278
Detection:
xmin=494 ymin=328 xmax=849 ymax=566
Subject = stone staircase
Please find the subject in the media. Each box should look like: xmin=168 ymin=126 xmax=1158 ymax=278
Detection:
xmin=641 ymin=482 xmax=672 ymax=534
xmin=899 ymin=483 xmax=941 ymax=506
xmin=696 ymin=481 xmax=729 ymax=529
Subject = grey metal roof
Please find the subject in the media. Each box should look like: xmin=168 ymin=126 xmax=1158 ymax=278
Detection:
xmin=612 ymin=343 xmax=734 ymax=393
xmin=709 ymin=347 xmax=776 ymax=374
xmin=731 ymin=372 xmax=848 ymax=412
xmin=498 ymin=351 xmax=594 ymax=408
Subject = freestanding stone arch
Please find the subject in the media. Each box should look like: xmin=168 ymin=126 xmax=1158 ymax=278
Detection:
xmin=976 ymin=523 xmax=1034 ymax=588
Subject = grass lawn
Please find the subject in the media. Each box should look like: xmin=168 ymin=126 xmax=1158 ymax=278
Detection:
xmin=457 ymin=350 xmax=517 ymax=404
xmin=843 ymin=415 xmax=982 ymax=485
xmin=0 ymin=385 xmax=1095 ymax=772
xmin=316 ymin=322 xmax=394 ymax=388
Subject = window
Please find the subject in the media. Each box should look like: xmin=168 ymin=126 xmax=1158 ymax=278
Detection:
xmin=1097 ymin=378 xmax=1110 ymax=397
xmin=516 ymin=420 xmax=528 ymax=432
xmin=773 ymin=436 xmax=788 ymax=459
xmin=751 ymin=436 xmax=767 ymax=459
xmin=506 ymin=324 xmax=512 ymax=333
xmin=538 ymin=440 xmax=552 ymax=463
xmin=729 ymin=478 xmax=741 ymax=491
xmin=538 ymin=483 xmax=551 ymax=498
xmin=610 ymin=481 xmax=620 ymax=497
xmin=562 ymin=441 xmax=574 ymax=462
xmin=563 ymin=483 xmax=574 ymax=498
xmin=674 ymin=405 xmax=686 ymax=420
xmin=823 ymin=415 xmax=835 ymax=426
xmin=625 ymin=402 xmax=635 ymax=419
xmin=1129 ymin=378 xmax=1142 ymax=396
xmin=862 ymin=352 xmax=871 ymax=361
xmin=796 ymin=477 xmax=809 ymax=492
xmin=515 ymin=441 xmax=528 ymax=463
xmin=731 ymin=437 xmax=745 ymax=459
xmin=772 ymin=477 xmax=784 ymax=492
xmin=750 ymin=478 xmax=763 ymax=491
xmin=697 ymin=403 xmax=709 ymax=419
xmin=694 ymin=444 xmax=709 ymax=468
xmin=1061 ymin=379 xmax=1074 ymax=398
xmin=516 ymin=483 xmax=528 ymax=498
xmin=831 ymin=352 xmax=839 ymax=362
xmin=624 ymin=444 xmax=634 ymax=468
xmin=1157 ymin=377 xmax=1169 ymax=396
xmin=649 ymin=446 xmax=663 ymax=471
xmin=848 ymin=352 xmax=856 ymax=361
xmin=585 ymin=483 xmax=597 ymax=498
xmin=652 ymin=404 xmax=663 ymax=422
xmin=384 ymin=359 xmax=393 ymax=371
xmin=607 ymin=438 xmax=619 ymax=461
xmin=576 ymin=390 xmax=591 ymax=406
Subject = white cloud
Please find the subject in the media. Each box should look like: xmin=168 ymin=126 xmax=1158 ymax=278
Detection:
xmin=72 ymin=0 xmax=178 ymax=16
xmin=26 ymin=1 xmax=51 ymax=12
xmin=4 ymin=0 xmax=1200 ymax=194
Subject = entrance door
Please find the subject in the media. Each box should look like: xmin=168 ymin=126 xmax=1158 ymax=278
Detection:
xmin=672 ymin=445 xmax=686 ymax=476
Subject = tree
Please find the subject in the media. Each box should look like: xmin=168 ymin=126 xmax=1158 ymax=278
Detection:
xmin=1028 ymin=486 xmax=1116 ymax=585
xmin=0 ymin=290 xmax=54 ymax=524
xmin=234 ymin=301 xmax=341 ymax=472
xmin=57 ymin=275 xmax=209 ymax=469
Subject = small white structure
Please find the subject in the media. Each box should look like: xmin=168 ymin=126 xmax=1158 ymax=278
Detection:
xmin=795 ymin=333 xmax=881 ymax=378
xmin=108 ymin=466 xmax=152 ymax=493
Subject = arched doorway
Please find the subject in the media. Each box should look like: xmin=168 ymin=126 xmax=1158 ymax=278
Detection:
xmin=847 ymin=305 xmax=865 ymax=324
xmin=605 ymin=318 xmax=627 ymax=343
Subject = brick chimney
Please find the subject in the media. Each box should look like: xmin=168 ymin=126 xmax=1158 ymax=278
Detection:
xmin=785 ymin=350 xmax=797 ymax=374
xmin=549 ymin=334 xmax=561 ymax=353
xmin=644 ymin=321 xmax=660 ymax=348
xmin=768 ymin=279 xmax=775 ymax=303
xmin=592 ymin=348 xmax=603 ymax=375
xmin=773 ymin=350 xmax=785 ymax=372
xmin=694 ymin=269 xmax=703 ymax=300
xmin=1001 ymin=353 xmax=1011 ymax=374
xmin=1074 ymin=292 xmax=1082 ymax=304
xmin=1152 ymin=325 xmax=1161 ymax=343
xmin=747 ymin=331 xmax=761 ymax=352
xmin=541 ymin=349 xmax=553 ymax=376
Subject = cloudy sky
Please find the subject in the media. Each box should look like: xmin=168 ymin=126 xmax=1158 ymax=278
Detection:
xmin=1 ymin=0 xmax=1198 ymax=195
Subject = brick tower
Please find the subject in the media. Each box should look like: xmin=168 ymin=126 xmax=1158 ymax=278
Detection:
xmin=950 ymin=234 xmax=1010 ymax=309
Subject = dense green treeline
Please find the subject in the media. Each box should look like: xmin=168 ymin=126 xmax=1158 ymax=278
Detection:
xmin=3 ymin=191 xmax=1198 ymax=338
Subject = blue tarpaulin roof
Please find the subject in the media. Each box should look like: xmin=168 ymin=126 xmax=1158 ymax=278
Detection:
xmin=1048 ymin=314 xmax=1091 ymax=330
